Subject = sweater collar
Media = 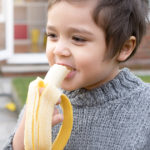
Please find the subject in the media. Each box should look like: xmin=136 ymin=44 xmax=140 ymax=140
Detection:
xmin=63 ymin=68 xmax=143 ymax=107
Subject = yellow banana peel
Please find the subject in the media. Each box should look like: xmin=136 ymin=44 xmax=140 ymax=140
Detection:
xmin=24 ymin=64 xmax=73 ymax=150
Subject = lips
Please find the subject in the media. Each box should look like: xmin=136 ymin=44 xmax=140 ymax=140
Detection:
xmin=55 ymin=63 xmax=76 ymax=79
xmin=66 ymin=69 xmax=76 ymax=79
xmin=56 ymin=63 xmax=75 ymax=70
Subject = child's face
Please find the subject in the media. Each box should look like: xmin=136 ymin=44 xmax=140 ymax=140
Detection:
xmin=46 ymin=1 xmax=119 ymax=90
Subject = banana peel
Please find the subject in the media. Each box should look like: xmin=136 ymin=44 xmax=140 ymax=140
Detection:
xmin=24 ymin=64 xmax=73 ymax=150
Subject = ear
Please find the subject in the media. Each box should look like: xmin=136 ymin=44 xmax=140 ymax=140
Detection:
xmin=117 ymin=36 xmax=136 ymax=62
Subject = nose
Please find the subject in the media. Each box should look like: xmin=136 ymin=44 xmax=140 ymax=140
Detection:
xmin=53 ymin=39 xmax=71 ymax=57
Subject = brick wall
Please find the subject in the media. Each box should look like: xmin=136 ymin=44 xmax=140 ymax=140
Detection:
xmin=134 ymin=24 xmax=150 ymax=59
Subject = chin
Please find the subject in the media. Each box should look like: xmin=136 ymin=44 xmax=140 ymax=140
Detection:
xmin=62 ymin=87 xmax=76 ymax=91
xmin=61 ymin=84 xmax=79 ymax=91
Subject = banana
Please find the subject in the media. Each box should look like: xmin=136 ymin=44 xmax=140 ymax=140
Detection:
xmin=24 ymin=64 xmax=73 ymax=150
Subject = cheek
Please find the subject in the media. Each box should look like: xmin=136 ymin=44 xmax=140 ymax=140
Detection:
xmin=46 ymin=42 xmax=54 ymax=65
xmin=77 ymin=50 xmax=106 ymax=81
xmin=76 ymin=50 xmax=102 ymax=70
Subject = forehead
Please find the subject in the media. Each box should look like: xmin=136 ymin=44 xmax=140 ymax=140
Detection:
xmin=48 ymin=0 xmax=98 ymax=14
xmin=47 ymin=0 xmax=98 ymax=26
xmin=48 ymin=0 xmax=98 ymax=8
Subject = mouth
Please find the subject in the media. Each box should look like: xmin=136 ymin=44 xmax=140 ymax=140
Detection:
xmin=66 ymin=69 xmax=76 ymax=79
xmin=56 ymin=63 xmax=75 ymax=71
xmin=56 ymin=63 xmax=76 ymax=79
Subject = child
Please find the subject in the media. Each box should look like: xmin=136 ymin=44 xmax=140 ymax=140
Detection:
xmin=4 ymin=0 xmax=150 ymax=149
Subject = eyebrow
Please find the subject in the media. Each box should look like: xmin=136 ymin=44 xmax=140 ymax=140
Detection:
xmin=46 ymin=25 xmax=56 ymax=32
xmin=68 ymin=27 xmax=94 ymax=36
xmin=46 ymin=25 xmax=94 ymax=36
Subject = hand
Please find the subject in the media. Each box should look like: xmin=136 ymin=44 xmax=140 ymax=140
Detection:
xmin=52 ymin=99 xmax=64 ymax=126
xmin=13 ymin=88 xmax=63 ymax=150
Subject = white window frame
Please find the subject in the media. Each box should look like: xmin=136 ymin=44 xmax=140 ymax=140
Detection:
xmin=0 ymin=0 xmax=13 ymax=61
xmin=6 ymin=1 xmax=48 ymax=65
xmin=0 ymin=0 xmax=4 ymax=22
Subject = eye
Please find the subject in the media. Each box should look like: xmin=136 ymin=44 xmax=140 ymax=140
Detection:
xmin=47 ymin=33 xmax=58 ymax=41
xmin=72 ymin=36 xmax=87 ymax=43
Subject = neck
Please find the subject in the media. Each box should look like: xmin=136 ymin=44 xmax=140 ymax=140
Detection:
xmin=85 ymin=68 xmax=120 ymax=90
xmin=63 ymin=68 xmax=143 ymax=107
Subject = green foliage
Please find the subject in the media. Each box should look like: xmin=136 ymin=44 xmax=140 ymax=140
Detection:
xmin=12 ymin=76 xmax=36 ymax=105
xmin=138 ymin=76 xmax=150 ymax=83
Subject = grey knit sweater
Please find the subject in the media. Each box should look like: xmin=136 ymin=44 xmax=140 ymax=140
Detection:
xmin=3 ymin=68 xmax=150 ymax=150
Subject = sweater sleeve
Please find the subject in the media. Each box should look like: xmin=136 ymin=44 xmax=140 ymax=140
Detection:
xmin=2 ymin=106 xmax=25 ymax=150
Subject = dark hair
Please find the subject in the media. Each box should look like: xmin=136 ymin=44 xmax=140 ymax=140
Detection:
xmin=48 ymin=0 xmax=149 ymax=61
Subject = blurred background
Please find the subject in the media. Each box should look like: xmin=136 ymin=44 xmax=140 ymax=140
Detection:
xmin=0 ymin=0 xmax=49 ymax=77
xmin=0 ymin=0 xmax=49 ymax=148
xmin=0 ymin=0 xmax=150 ymax=149
xmin=0 ymin=0 xmax=150 ymax=76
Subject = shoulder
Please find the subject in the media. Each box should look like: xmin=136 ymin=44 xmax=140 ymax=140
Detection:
xmin=119 ymin=70 xmax=150 ymax=105
xmin=139 ymin=82 xmax=150 ymax=96
xmin=133 ymin=80 xmax=150 ymax=101
xmin=130 ymin=81 xmax=150 ymax=113
xmin=124 ymin=68 xmax=150 ymax=97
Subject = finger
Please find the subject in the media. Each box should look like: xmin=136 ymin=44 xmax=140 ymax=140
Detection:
xmin=52 ymin=114 xmax=64 ymax=127
xmin=53 ymin=107 xmax=59 ymax=116
xmin=56 ymin=98 xmax=61 ymax=105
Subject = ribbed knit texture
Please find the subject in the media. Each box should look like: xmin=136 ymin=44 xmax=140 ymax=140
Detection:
xmin=52 ymin=68 xmax=150 ymax=150
xmin=3 ymin=68 xmax=150 ymax=150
